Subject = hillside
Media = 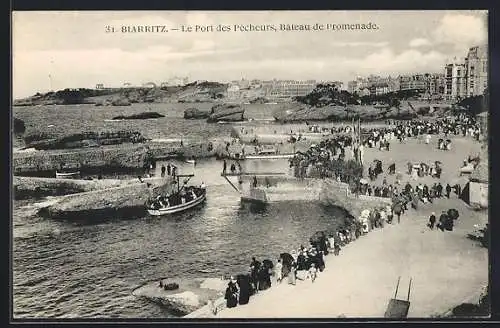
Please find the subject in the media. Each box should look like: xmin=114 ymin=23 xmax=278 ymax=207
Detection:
xmin=14 ymin=81 xmax=229 ymax=106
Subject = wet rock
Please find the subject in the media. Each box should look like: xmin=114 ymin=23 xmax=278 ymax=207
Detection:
xmin=165 ymin=282 xmax=180 ymax=291
xmin=112 ymin=112 xmax=165 ymax=120
xmin=184 ymin=108 xmax=210 ymax=119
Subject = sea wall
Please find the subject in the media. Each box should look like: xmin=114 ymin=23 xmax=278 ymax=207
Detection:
xmin=319 ymin=179 xmax=392 ymax=218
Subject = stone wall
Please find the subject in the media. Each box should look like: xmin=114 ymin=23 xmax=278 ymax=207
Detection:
xmin=319 ymin=179 xmax=392 ymax=218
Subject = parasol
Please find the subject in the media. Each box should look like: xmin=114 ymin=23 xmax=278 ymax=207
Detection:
xmin=447 ymin=208 xmax=459 ymax=220
xmin=280 ymin=253 xmax=294 ymax=266
xmin=262 ymin=259 xmax=274 ymax=270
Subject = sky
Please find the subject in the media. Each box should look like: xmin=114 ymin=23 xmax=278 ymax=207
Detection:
xmin=12 ymin=10 xmax=488 ymax=98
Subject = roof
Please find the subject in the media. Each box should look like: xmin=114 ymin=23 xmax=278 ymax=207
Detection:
xmin=470 ymin=161 xmax=489 ymax=183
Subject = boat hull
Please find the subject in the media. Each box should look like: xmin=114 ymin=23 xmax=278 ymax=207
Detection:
xmin=243 ymin=154 xmax=294 ymax=160
xmin=55 ymin=171 xmax=81 ymax=179
xmin=147 ymin=192 xmax=206 ymax=216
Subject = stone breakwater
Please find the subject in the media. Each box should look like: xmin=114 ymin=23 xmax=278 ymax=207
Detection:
xmin=37 ymin=178 xmax=166 ymax=220
xmin=319 ymin=179 xmax=392 ymax=218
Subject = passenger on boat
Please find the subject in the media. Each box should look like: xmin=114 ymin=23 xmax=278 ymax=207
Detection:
xmin=201 ymin=182 xmax=206 ymax=189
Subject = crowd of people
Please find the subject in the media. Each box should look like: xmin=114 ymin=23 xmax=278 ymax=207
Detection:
xmin=192 ymin=114 xmax=482 ymax=314
xmin=222 ymin=226 xmax=358 ymax=310
xmin=146 ymin=184 xmax=205 ymax=210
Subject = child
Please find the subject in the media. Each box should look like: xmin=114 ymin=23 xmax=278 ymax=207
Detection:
xmin=275 ymin=259 xmax=283 ymax=283
xmin=308 ymin=263 xmax=318 ymax=283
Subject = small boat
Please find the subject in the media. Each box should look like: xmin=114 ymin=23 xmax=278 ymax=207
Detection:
xmin=244 ymin=154 xmax=294 ymax=160
xmin=146 ymin=174 xmax=206 ymax=216
xmin=55 ymin=170 xmax=81 ymax=179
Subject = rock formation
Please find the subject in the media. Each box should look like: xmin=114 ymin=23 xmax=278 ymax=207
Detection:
xmin=207 ymin=104 xmax=245 ymax=122
xmin=273 ymin=102 xmax=423 ymax=122
xmin=133 ymin=278 xmax=227 ymax=316
xmin=37 ymin=177 xmax=166 ymax=220
xmin=183 ymin=108 xmax=210 ymax=119
xmin=14 ymin=117 xmax=25 ymax=135
xmin=112 ymin=112 xmax=165 ymax=120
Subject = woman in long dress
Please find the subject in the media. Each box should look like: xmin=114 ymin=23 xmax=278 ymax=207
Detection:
xmin=225 ymin=277 xmax=239 ymax=308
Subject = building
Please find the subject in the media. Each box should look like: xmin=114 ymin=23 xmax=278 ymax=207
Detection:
xmin=347 ymin=75 xmax=398 ymax=95
xmin=465 ymin=45 xmax=488 ymax=97
xmin=268 ymin=80 xmax=317 ymax=99
xmin=427 ymin=73 xmax=445 ymax=96
xmin=460 ymin=160 xmax=488 ymax=209
xmin=226 ymin=84 xmax=241 ymax=100
xmin=95 ymin=83 xmax=104 ymax=89
xmin=444 ymin=60 xmax=467 ymax=101
xmin=398 ymin=74 xmax=427 ymax=91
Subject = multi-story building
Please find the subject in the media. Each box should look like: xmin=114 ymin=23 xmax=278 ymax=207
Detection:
xmin=348 ymin=75 xmax=399 ymax=95
xmin=263 ymin=79 xmax=317 ymax=99
xmin=444 ymin=60 xmax=467 ymax=101
xmin=465 ymin=45 xmax=488 ymax=97
xmin=427 ymin=73 xmax=445 ymax=96
xmin=399 ymin=74 xmax=427 ymax=91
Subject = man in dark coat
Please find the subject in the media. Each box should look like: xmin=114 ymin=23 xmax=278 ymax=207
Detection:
xmin=436 ymin=183 xmax=443 ymax=198
xmin=249 ymin=257 xmax=260 ymax=292
xmin=428 ymin=212 xmax=436 ymax=229
xmin=161 ymin=165 xmax=166 ymax=178
xmin=445 ymin=183 xmax=452 ymax=198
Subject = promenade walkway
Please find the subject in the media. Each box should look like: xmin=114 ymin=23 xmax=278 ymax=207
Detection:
xmin=213 ymin=197 xmax=487 ymax=318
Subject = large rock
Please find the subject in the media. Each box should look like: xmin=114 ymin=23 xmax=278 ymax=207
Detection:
xmin=184 ymin=108 xmax=210 ymax=119
xmin=13 ymin=144 xmax=152 ymax=174
xmin=14 ymin=117 xmax=25 ymax=135
xmin=13 ymin=176 xmax=136 ymax=199
xmin=112 ymin=112 xmax=165 ymax=120
xmin=133 ymin=277 xmax=228 ymax=316
xmin=207 ymin=104 xmax=245 ymax=122
xmin=37 ymin=177 xmax=166 ymax=220
xmin=273 ymin=103 xmax=419 ymax=122
xmin=111 ymin=98 xmax=131 ymax=106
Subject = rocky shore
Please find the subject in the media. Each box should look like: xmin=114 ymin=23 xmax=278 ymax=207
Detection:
xmin=13 ymin=144 xmax=152 ymax=176
xmin=272 ymin=102 xmax=453 ymax=123
xmin=133 ymin=278 xmax=228 ymax=316
xmin=37 ymin=177 xmax=166 ymax=220
xmin=13 ymin=176 xmax=139 ymax=199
